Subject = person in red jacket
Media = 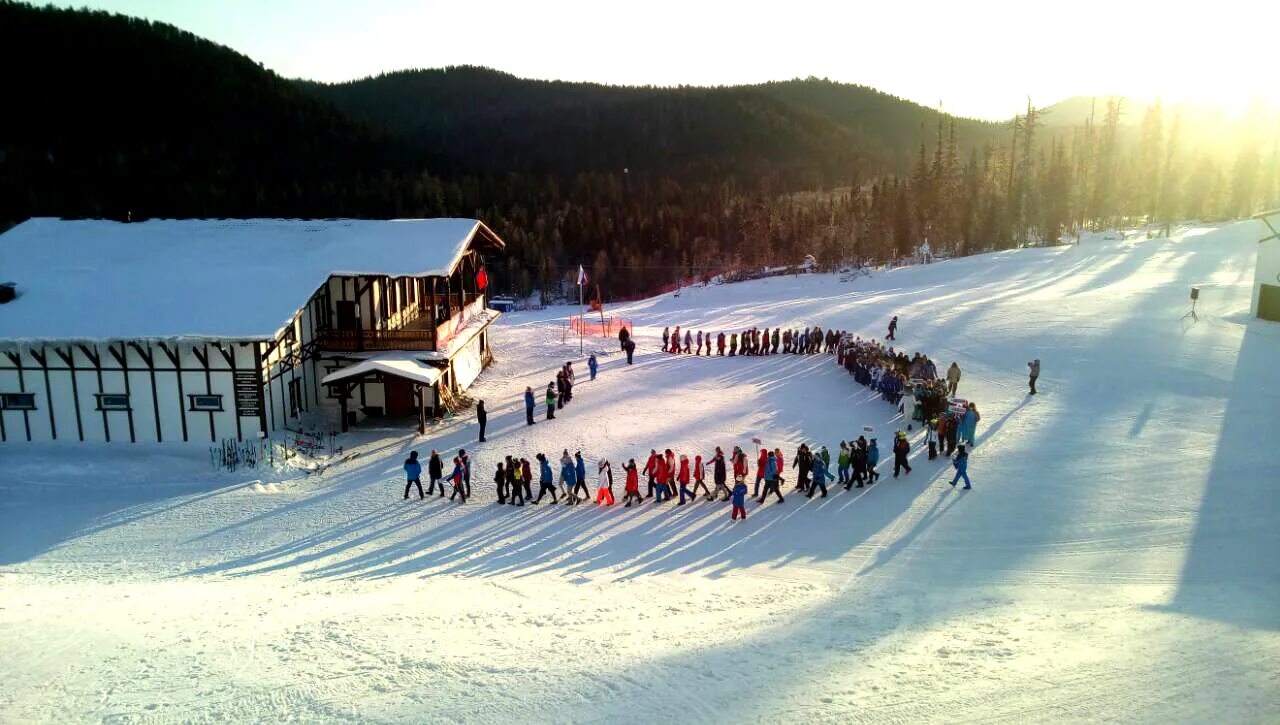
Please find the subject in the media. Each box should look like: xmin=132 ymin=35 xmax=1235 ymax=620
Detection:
xmin=643 ymin=449 xmax=659 ymax=499
xmin=732 ymin=446 xmax=748 ymax=486
xmin=655 ymin=452 xmax=671 ymax=502
xmin=622 ymin=459 xmax=643 ymax=507
xmin=677 ymin=454 xmax=698 ymax=504
xmin=754 ymin=447 xmax=768 ymax=497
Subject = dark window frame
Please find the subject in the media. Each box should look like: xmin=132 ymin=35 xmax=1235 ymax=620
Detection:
xmin=1 ymin=392 xmax=37 ymax=410
xmin=95 ymin=393 xmax=131 ymax=411
xmin=188 ymin=394 xmax=224 ymax=412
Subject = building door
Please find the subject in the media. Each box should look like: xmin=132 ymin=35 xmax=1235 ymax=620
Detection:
xmin=384 ymin=379 xmax=414 ymax=417
xmin=1260 ymin=284 xmax=1280 ymax=322
xmin=336 ymin=301 xmax=359 ymax=331
xmin=288 ymin=378 xmax=302 ymax=418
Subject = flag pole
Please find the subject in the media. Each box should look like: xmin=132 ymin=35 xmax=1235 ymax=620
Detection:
xmin=578 ymin=268 xmax=585 ymax=355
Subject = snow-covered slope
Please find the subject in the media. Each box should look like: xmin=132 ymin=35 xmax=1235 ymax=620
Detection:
xmin=2 ymin=222 xmax=1276 ymax=723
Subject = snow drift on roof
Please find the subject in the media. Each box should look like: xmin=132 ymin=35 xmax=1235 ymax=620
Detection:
xmin=319 ymin=352 xmax=442 ymax=388
xmin=0 ymin=217 xmax=501 ymax=341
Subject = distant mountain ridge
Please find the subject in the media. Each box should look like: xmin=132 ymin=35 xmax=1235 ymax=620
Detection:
xmin=298 ymin=66 xmax=1007 ymax=181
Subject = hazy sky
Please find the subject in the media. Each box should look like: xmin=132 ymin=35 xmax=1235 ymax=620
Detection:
xmin=47 ymin=0 xmax=1275 ymax=120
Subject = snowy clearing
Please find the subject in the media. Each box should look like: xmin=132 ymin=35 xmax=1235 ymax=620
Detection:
xmin=2 ymin=222 xmax=1278 ymax=723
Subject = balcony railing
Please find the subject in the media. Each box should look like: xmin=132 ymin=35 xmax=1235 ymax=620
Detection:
xmin=316 ymin=329 xmax=436 ymax=352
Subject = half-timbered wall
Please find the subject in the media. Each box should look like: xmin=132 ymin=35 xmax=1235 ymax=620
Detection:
xmin=0 ymin=341 xmax=262 ymax=444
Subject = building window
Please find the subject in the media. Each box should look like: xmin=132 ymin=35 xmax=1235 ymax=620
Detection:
xmin=96 ymin=394 xmax=131 ymax=411
xmin=1 ymin=393 xmax=36 ymax=410
xmin=188 ymin=394 xmax=224 ymax=412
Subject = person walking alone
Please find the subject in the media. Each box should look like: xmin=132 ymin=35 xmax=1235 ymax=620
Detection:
xmin=946 ymin=362 xmax=961 ymax=397
xmin=403 ymin=451 xmax=424 ymax=500
xmin=892 ymin=432 xmax=912 ymax=477
xmin=524 ymin=386 xmax=537 ymax=426
xmin=476 ymin=400 xmax=487 ymax=443
xmin=1028 ymin=359 xmax=1040 ymax=395
xmin=950 ymin=444 xmax=972 ymax=489
xmin=588 ymin=353 xmax=598 ymax=381
xmin=887 ymin=315 xmax=898 ymax=341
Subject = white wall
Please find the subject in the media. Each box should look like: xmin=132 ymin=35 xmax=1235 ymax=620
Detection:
xmin=0 ymin=341 xmax=262 ymax=444
xmin=452 ymin=333 xmax=485 ymax=391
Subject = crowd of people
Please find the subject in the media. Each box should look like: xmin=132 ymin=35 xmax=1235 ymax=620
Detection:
xmin=658 ymin=324 xmax=853 ymax=357
xmin=404 ymin=315 xmax=998 ymax=514
xmin=404 ymin=433 xmax=974 ymax=518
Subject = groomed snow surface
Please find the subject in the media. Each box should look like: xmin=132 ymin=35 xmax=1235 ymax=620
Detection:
xmin=2 ymin=222 xmax=1278 ymax=723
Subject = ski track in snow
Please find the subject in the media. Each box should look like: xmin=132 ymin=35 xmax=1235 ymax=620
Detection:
xmin=2 ymin=222 xmax=1278 ymax=723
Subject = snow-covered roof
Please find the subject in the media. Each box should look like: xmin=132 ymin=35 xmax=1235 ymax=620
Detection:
xmin=0 ymin=217 xmax=505 ymax=342
xmin=320 ymin=352 xmax=443 ymax=387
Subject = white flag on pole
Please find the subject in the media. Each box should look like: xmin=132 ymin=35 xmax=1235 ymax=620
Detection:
xmin=577 ymin=265 xmax=588 ymax=286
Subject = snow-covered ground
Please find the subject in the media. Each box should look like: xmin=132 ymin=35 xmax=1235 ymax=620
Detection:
xmin=2 ymin=222 xmax=1277 ymax=723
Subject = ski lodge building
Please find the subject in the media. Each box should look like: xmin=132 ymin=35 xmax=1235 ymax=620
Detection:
xmin=0 ymin=217 xmax=506 ymax=444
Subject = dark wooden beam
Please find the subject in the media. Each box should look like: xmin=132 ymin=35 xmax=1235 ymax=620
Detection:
xmin=159 ymin=342 xmax=189 ymax=442
xmin=135 ymin=342 xmax=162 ymax=443
xmin=55 ymin=346 xmax=84 ymax=441
xmin=34 ymin=346 xmax=56 ymax=441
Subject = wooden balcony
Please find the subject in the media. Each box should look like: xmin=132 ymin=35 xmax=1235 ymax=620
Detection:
xmin=316 ymin=329 xmax=436 ymax=352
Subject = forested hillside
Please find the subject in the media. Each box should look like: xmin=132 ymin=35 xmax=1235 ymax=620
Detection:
xmin=2 ymin=0 xmax=1276 ymax=300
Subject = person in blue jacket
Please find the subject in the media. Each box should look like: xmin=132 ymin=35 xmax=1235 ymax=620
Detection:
xmin=958 ymin=404 xmax=981 ymax=446
xmin=866 ymin=439 xmax=881 ymax=484
xmin=524 ymin=386 xmax=536 ymax=426
xmin=403 ymin=451 xmax=424 ymax=500
xmin=950 ymin=444 xmax=972 ymax=489
xmin=806 ymin=454 xmax=834 ymax=498
xmin=571 ymin=451 xmax=590 ymax=504
xmin=730 ymin=478 xmax=749 ymax=520
xmin=533 ymin=452 xmax=558 ymax=503
xmin=757 ymin=451 xmax=784 ymax=504
xmin=588 ymin=354 xmax=599 ymax=381
xmin=559 ymin=450 xmax=577 ymax=502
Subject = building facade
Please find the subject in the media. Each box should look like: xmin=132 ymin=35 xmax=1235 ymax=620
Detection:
xmin=0 ymin=217 xmax=505 ymax=443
